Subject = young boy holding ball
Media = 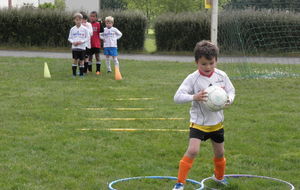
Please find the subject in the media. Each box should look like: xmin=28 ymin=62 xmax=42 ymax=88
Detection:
xmin=172 ymin=40 xmax=235 ymax=190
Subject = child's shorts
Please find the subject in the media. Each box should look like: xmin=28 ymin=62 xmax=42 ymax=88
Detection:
xmin=72 ymin=49 xmax=85 ymax=60
xmin=104 ymin=47 xmax=118 ymax=56
xmin=189 ymin=127 xmax=224 ymax=143
xmin=89 ymin=47 xmax=100 ymax=55
xmin=85 ymin=48 xmax=91 ymax=58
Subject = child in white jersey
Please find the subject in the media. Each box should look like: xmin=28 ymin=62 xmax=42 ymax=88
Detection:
xmin=172 ymin=41 xmax=235 ymax=190
xmin=100 ymin=16 xmax=122 ymax=73
xmin=68 ymin=13 xmax=90 ymax=77
xmin=80 ymin=11 xmax=93 ymax=74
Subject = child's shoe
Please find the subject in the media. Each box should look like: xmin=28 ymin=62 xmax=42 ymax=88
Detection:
xmin=212 ymin=174 xmax=229 ymax=185
xmin=172 ymin=182 xmax=184 ymax=190
xmin=96 ymin=71 xmax=101 ymax=75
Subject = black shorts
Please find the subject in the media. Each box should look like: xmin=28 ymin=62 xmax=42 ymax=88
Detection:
xmin=89 ymin=47 xmax=100 ymax=55
xmin=72 ymin=50 xmax=85 ymax=60
xmin=85 ymin=48 xmax=91 ymax=58
xmin=189 ymin=128 xmax=224 ymax=143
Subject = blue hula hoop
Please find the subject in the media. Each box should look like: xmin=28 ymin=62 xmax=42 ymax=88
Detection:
xmin=108 ymin=176 xmax=203 ymax=190
xmin=199 ymin=174 xmax=295 ymax=190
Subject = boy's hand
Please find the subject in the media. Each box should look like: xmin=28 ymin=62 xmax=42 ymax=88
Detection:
xmin=193 ymin=90 xmax=208 ymax=102
xmin=73 ymin=42 xmax=78 ymax=46
xmin=224 ymin=98 xmax=231 ymax=108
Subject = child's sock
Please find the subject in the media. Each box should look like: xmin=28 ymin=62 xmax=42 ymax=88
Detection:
xmin=88 ymin=62 xmax=92 ymax=72
xmin=79 ymin=65 xmax=84 ymax=76
xmin=177 ymin=156 xmax=194 ymax=184
xmin=84 ymin=62 xmax=88 ymax=73
xmin=213 ymin=157 xmax=226 ymax=180
xmin=72 ymin=64 xmax=77 ymax=76
xmin=106 ymin=58 xmax=111 ymax=72
xmin=96 ymin=62 xmax=101 ymax=72
xmin=113 ymin=57 xmax=119 ymax=67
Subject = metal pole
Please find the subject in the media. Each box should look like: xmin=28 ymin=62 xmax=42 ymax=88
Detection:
xmin=99 ymin=0 xmax=101 ymax=12
xmin=8 ymin=0 xmax=12 ymax=8
xmin=210 ymin=0 xmax=218 ymax=45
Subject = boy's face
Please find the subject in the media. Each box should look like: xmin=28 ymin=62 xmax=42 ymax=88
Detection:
xmin=74 ymin=17 xmax=82 ymax=26
xmin=89 ymin=14 xmax=97 ymax=22
xmin=105 ymin=21 xmax=113 ymax=28
xmin=196 ymin=56 xmax=216 ymax=76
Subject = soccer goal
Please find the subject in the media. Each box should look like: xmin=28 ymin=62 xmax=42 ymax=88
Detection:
xmin=209 ymin=0 xmax=300 ymax=79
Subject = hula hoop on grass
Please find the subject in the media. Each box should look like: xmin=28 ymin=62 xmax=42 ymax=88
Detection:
xmin=199 ymin=174 xmax=295 ymax=190
xmin=108 ymin=176 xmax=203 ymax=190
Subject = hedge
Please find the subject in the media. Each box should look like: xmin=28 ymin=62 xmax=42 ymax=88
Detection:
xmin=100 ymin=10 xmax=147 ymax=50
xmin=0 ymin=8 xmax=72 ymax=47
xmin=154 ymin=12 xmax=210 ymax=51
xmin=154 ymin=10 xmax=300 ymax=54
xmin=0 ymin=8 xmax=147 ymax=50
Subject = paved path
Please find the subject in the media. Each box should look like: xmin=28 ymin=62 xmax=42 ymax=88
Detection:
xmin=0 ymin=50 xmax=299 ymax=64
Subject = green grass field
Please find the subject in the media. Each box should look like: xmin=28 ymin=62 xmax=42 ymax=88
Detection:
xmin=0 ymin=57 xmax=299 ymax=190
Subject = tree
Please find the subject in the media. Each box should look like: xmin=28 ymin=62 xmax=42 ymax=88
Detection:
xmin=54 ymin=0 xmax=65 ymax=10
xmin=39 ymin=3 xmax=56 ymax=9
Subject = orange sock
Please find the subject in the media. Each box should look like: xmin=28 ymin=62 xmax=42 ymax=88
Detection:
xmin=177 ymin=156 xmax=194 ymax=184
xmin=214 ymin=157 xmax=226 ymax=180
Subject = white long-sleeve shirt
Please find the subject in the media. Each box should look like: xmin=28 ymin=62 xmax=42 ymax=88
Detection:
xmin=100 ymin=27 xmax=122 ymax=48
xmin=68 ymin=25 xmax=90 ymax=50
xmin=174 ymin=69 xmax=235 ymax=126
xmin=82 ymin=22 xmax=93 ymax=49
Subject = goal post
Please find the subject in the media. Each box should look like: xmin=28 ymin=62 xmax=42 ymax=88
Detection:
xmin=210 ymin=0 xmax=218 ymax=46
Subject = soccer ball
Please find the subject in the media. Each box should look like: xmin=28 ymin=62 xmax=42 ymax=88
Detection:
xmin=203 ymin=85 xmax=228 ymax=112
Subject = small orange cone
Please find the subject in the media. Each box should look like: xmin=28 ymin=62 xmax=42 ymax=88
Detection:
xmin=114 ymin=66 xmax=122 ymax=80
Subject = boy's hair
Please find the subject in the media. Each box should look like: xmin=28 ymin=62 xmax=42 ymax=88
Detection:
xmin=80 ymin=11 xmax=88 ymax=20
xmin=194 ymin=40 xmax=219 ymax=61
xmin=105 ymin=16 xmax=114 ymax=23
xmin=73 ymin=12 xmax=83 ymax=19
xmin=90 ymin=11 xmax=98 ymax=17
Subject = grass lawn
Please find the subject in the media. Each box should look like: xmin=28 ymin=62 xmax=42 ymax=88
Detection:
xmin=0 ymin=57 xmax=299 ymax=190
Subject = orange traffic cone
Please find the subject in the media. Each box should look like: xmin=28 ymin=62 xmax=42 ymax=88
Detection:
xmin=114 ymin=66 xmax=122 ymax=80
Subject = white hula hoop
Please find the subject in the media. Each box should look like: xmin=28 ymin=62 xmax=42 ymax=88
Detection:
xmin=108 ymin=176 xmax=202 ymax=190
xmin=199 ymin=174 xmax=295 ymax=190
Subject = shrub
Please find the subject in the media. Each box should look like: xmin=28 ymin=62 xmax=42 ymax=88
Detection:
xmin=100 ymin=10 xmax=147 ymax=51
xmin=0 ymin=8 xmax=72 ymax=47
xmin=219 ymin=10 xmax=300 ymax=54
xmin=154 ymin=10 xmax=300 ymax=54
xmin=0 ymin=9 xmax=147 ymax=51
xmin=154 ymin=12 xmax=210 ymax=51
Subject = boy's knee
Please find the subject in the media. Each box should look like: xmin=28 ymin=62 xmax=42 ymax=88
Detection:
xmin=186 ymin=148 xmax=199 ymax=158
